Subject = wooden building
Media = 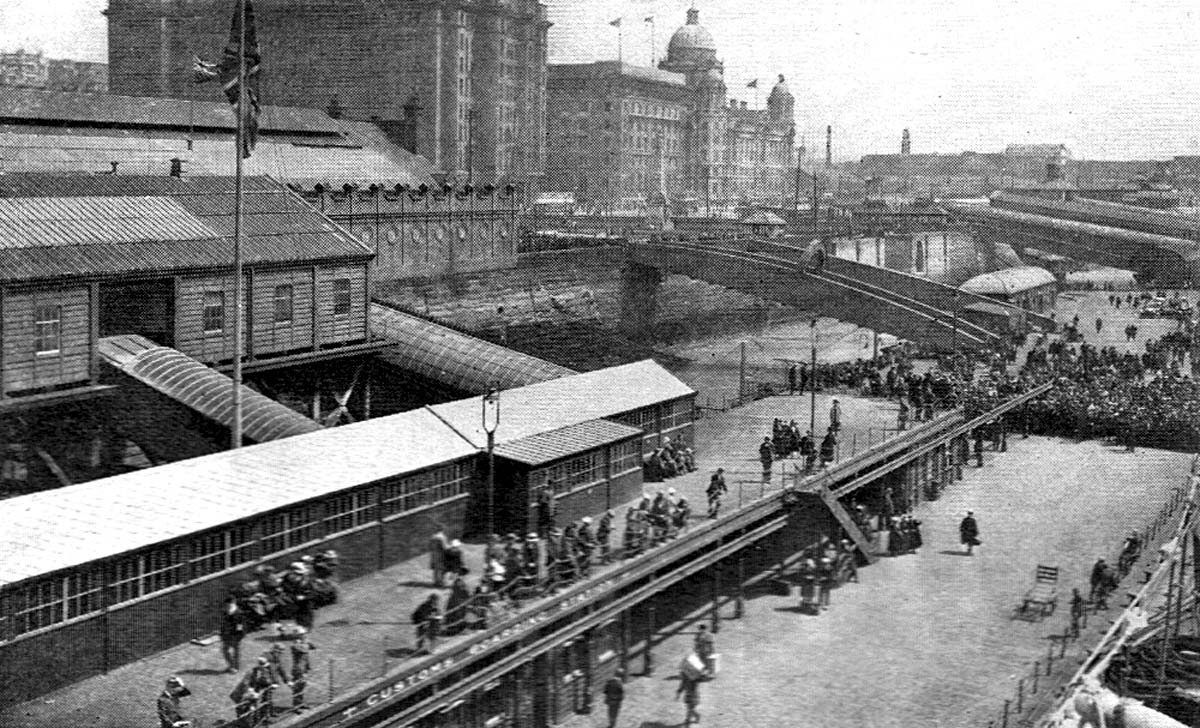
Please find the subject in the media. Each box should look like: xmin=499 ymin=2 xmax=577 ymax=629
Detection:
xmin=0 ymin=172 xmax=376 ymax=405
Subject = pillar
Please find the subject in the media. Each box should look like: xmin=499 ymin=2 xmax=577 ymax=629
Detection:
xmin=619 ymin=261 xmax=664 ymax=342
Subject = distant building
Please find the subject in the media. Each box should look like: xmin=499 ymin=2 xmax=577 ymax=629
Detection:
xmin=545 ymin=8 xmax=796 ymax=210
xmin=0 ymin=49 xmax=107 ymax=93
xmin=105 ymin=0 xmax=549 ymax=184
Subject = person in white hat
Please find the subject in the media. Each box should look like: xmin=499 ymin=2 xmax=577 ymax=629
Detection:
xmin=157 ymin=676 xmax=190 ymax=728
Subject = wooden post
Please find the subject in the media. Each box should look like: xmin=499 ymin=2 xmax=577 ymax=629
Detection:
xmin=1002 ymin=699 xmax=1010 ymax=728
xmin=644 ymin=605 xmax=655 ymax=676
xmin=735 ymin=557 xmax=746 ymax=619
xmin=1017 ymin=679 xmax=1024 ymax=712
xmin=1032 ymin=661 xmax=1039 ymax=693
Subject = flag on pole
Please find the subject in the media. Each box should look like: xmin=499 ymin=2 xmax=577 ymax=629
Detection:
xmin=194 ymin=0 xmax=262 ymax=158
xmin=609 ymin=17 xmax=621 ymax=27
xmin=746 ymin=79 xmax=758 ymax=88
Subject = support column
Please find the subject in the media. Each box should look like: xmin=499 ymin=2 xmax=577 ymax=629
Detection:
xmin=618 ymin=261 xmax=663 ymax=342
xmin=643 ymin=604 xmax=656 ymax=676
xmin=710 ymin=560 xmax=721 ymax=633
xmin=735 ymin=557 xmax=746 ymax=619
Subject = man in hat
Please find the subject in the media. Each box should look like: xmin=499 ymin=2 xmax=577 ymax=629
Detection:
xmin=412 ymin=593 xmax=442 ymax=654
xmin=444 ymin=539 xmax=466 ymax=579
xmin=759 ymin=437 xmax=774 ymax=482
xmin=694 ymin=623 xmax=715 ymax=677
xmin=603 ymin=668 xmax=626 ymax=728
xmin=289 ymin=628 xmax=315 ymax=710
xmin=157 ymin=676 xmax=191 ymax=728
xmin=1090 ymin=557 xmax=1110 ymax=607
xmin=597 ymin=510 xmax=615 ymax=564
xmin=959 ymin=511 xmax=980 ymax=555
xmin=576 ymin=516 xmax=596 ymax=576
xmin=219 ymin=595 xmax=246 ymax=674
xmin=706 ymin=468 xmax=727 ymax=519
xmin=429 ymin=526 xmax=449 ymax=587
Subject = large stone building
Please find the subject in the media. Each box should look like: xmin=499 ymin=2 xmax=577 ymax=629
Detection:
xmin=545 ymin=8 xmax=796 ymax=211
xmin=0 ymin=49 xmax=107 ymax=93
xmin=105 ymin=0 xmax=548 ymax=185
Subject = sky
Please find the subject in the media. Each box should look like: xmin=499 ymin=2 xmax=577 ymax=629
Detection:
xmin=3 ymin=0 xmax=1199 ymax=161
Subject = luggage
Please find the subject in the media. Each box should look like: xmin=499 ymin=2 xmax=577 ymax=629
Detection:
xmin=680 ymin=653 xmax=706 ymax=681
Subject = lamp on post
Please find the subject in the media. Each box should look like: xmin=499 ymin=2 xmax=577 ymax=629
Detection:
xmin=809 ymin=318 xmax=818 ymax=436
xmin=951 ymin=290 xmax=960 ymax=357
xmin=482 ymin=386 xmax=500 ymax=538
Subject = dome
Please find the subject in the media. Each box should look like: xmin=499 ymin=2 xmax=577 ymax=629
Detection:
xmin=768 ymin=74 xmax=792 ymax=101
xmin=666 ymin=8 xmax=717 ymax=67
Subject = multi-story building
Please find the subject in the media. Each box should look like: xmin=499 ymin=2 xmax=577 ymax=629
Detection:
xmin=105 ymin=0 xmax=549 ymax=184
xmin=0 ymin=50 xmax=108 ymax=93
xmin=545 ymin=8 xmax=796 ymax=210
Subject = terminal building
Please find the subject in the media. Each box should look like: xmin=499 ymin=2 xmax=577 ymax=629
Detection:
xmin=0 ymin=359 xmax=695 ymax=705
xmin=545 ymin=8 xmax=797 ymax=211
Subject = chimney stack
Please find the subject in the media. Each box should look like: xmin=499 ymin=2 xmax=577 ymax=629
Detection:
xmin=901 ymin=128 xmax=911 ymax=155
xmin=825 ymin=125 xmax=832 ymax=167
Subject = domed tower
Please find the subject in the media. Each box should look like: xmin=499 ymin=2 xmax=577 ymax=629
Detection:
xmin=660 ymin=7 xmax=720 ymax=75
xmin=767 ymin=74 xmax=794 ymax=124
xmin=660 ymin=7 xmax=727 ymax=205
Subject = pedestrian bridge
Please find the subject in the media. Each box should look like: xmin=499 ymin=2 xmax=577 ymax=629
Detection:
xmin=949 ymin=194 xmax=1200 ymax=287
xmin=624 ymin=235 xmax=1053 ymax=350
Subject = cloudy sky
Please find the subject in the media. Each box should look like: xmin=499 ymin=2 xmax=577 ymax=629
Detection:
xmin=4 ymin=0 xmax=1198 ymax=160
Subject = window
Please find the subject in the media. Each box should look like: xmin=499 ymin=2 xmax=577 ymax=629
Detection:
xmin=333 ymin=279 xmax=352 ymax=315
xmin=324 ymin=490 xmax=376 ymax=535
xmin=110 ymin=546 xmax=186 ymax=606
xmin=202 ymin=291 xmax=225 ymax=333
xmin=6 ymin=578 xmax=63 ymax=637
xmin=662 ymin=398 xmax=695 ymax=432
xmin=611 ymin=439 xmax=643 ymax=476
xmin=529 ymin=452 xmax=605 ymax=495
xmin=259 ymin=504 xmax=319 ymax=558
xmin=272 ymin=284 xmax=294 ymax=324
xmin=381 ymin=463 xmax=470 ymax=518
xmin=33 ymin=304 xmax=61 ymax=354
xmin=190 ymin=525 xmax=254 ymax=578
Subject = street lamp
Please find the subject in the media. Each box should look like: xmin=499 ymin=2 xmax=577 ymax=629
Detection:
xmin=482 ymin=386 xmax=500 ymax=538
xmin=809 ymin=318 xmax=818 ymax=436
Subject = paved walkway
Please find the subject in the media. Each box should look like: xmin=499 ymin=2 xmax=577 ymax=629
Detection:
xmin=560 ymin=436 xmax=1192 ymax=728
xmin=2 ymin=390 xmax=900 ymax=728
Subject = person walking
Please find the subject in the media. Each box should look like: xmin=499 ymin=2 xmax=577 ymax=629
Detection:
xmin=959 ymin=511 xmax=980 ymax=555
xmin=412 ymin=593 xmax=442 ymax=655
xmin=1070 ymin=588 xmax=1084 ymax=639
xmin=694 ymin=623 xmax=715 ymax=678
xmin=597 ymin=510 xmax=615 ymax=564
xmin=829 ymin=398 xmax=842 ymax=433
xmin=819 ymin=428 xmax=837 ymax=468
xmin=289 ymin=628 xmax=315 ymax=711
xmin=603 ymin=669 xmax=626 ymax=728
xmin=429 ymin=527 xmax=449 ymax=587
xmin=676 ymin=672 xmax=702 ymax=725
xmin=218 ymin=595 xmax=246 ymax=674
xmin=1096 ymin=317 xmax=1103 ymax=335
xmin=706 ymin=469 xmax=727 ymax=519
xmin=759 ymin=437 xmax=774 ymax=482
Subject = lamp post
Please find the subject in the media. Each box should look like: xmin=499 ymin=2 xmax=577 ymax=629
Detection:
xmin=482 ymin=386 xmax=500 ymax=538
xmin=809 ymin=318 xmax=818 ymax=436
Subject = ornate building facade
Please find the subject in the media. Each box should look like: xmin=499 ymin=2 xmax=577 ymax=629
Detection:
xmin=105 ymin=0 xmax=548 ymax=185
xmin=546 ymin=8 xmax=796 ymax=210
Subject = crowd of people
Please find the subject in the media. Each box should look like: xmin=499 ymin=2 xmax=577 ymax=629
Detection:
xmin=643 ymin=436 xmax=697 ymax=482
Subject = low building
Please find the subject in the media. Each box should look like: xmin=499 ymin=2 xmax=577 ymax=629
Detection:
xmin=960 ymin=266 xmax=1057 ymax=313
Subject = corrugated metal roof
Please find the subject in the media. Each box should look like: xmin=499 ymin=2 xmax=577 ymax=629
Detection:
xmin=494 ymin=419 xmax=644 ymax=467
xmin=372 ymin=303 xmax=576 ymax=394
xmin=98 ymin=335 xmax=322 ymax=442
xmin=0 ymin=406 xmax=477 ymax=586
xmin=429 ymin=359 xmax=695 ymax=449
xmin=0 ymin=174 xmax=372 ymax=281
xmin=0 ymin=88 xmax=346 ymax=136
xmin=960 ymin=266 xmax=1057 ymax=296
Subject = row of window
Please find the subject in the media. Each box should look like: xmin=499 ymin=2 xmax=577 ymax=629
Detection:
xmin=201 ymin=280 xmax=353 ymax=334
xmin=529 ymin=451 xmax=605 ymax=496
xmin=0 ymin=462 xmax=470 ymax=642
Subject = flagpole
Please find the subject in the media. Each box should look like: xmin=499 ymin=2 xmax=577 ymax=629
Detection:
xmin=647 ymin=17 xmax=655 ymax=65
xmin=232 ymin=0 xmax=246 ymax=450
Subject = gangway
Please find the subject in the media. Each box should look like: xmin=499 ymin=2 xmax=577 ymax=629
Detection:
xmin=99 ymin=334 xmax=321 ymax=461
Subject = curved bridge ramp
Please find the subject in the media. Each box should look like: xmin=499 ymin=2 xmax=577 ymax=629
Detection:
xmin=370 ymin=302 xmax=577 ymax=395
xmin=628 ymin=237 xmax=1022 ymax=349
xmin=99 ymin=335 xmax=321 ymax=463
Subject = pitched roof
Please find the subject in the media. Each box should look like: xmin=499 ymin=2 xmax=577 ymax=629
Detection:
xmin=428 ymin=359 xmax=695 ymax=448
xmin=494 ymin=419 xmax=644 ymax=466
xmin=0 ymin=173 xmax=373 ymax=281
xmin=0 ymin=406 xmax=478 ymax=586
xmin=960 ymin=266 xmax=1057 ymax=296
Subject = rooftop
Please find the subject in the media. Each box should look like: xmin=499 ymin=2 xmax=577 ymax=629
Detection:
xmin=0 ymin=173 xmax=373 ymax=281
xmin=960 ymin=266 xmax=1057 ymax=296
xmin=494 ymin=419 xmax=644 ymax=466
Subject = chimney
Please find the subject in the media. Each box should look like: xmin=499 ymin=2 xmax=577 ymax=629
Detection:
xmin=825 ymin=125 xmax=832 ymax=167
xmin=169 ymin=158 xmax=184 ymax=177
xmin=740 ymin=100 xmax=747 ymax=110
xmin=901 ymin=128 xmax=911 ymax=155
